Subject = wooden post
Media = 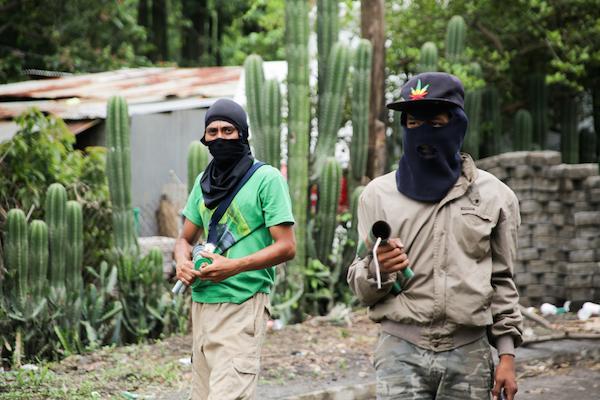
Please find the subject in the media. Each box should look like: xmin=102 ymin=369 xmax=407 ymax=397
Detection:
xmin=361 ymin=0 xmax=386 ymax=178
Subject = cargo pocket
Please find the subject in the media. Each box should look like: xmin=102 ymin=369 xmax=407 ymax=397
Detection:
xmin=233 ymin=356 xmax=260 ymax=376
xmin=454 ymin=207 xmax=494 ymax=261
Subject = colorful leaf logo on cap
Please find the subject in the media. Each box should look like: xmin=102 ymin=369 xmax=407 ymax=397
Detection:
xmin=409 ymin=79 xmax=429 ymax=100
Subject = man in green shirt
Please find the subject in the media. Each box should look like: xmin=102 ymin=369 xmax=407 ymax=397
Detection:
xmin=175 ymin=98 xmax=296 ymax=400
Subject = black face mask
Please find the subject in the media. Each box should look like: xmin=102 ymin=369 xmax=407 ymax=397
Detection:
xmin=396 ymin=107 xmax=468 ymax=202
xmin=201 ymin=138 xmax=254 ymax=209
xmin=207 ymin=138 xmax=250 ymax=167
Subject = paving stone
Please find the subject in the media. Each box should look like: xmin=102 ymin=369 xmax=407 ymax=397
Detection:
xmin=569 ymin=250 xmax=596 ymax=263
xmin=574 ymin=211 xmax=600 ymax=226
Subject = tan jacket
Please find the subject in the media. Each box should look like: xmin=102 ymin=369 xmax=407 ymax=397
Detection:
xmin=347 ymin=154 xmax=523 ymax=355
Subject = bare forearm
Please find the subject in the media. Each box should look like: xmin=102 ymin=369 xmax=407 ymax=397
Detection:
xmin=237 ymin=240 xmax=295 ymax=272
xmin=174 ymin=237 xmax=193 ymax=264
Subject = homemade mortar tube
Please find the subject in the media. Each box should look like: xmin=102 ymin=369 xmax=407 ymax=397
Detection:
xmin=171 ymin=243 xmax=216 ymax=295
xmin=357 ymin=220 xmax=414 ymax=291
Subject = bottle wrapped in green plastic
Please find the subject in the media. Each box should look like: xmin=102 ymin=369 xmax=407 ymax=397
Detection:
xmin=190 ymin=243 xmax=216 ymax=290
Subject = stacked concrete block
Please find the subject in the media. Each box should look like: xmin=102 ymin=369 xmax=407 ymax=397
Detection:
xmin=476 ymin=151 xmax=600 ymax=307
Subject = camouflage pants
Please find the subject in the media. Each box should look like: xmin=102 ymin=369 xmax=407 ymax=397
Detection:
xmin=373 ymin=333 xmax=494 ymax=400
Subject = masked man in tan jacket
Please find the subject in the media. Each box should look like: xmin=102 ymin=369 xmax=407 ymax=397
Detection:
xmin=347 ymin=72 xmax=522 ymax=400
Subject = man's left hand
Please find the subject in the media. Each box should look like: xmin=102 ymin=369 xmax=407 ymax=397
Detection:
xmin=197 ymin=252 xmax=242 ymax=283
xmin=492 ymin=354 xmax=518 ymax=400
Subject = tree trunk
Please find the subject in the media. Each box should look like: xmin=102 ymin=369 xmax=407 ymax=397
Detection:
xmin=151 ymin=0 xmax=168 ymax=61
xmin=137 ymin=0 xmax=149 ymax=30
xmin=361 ymin=0 xmax=386 ymax=178
xmin=181 ymin=0 xmax=209 ymax=65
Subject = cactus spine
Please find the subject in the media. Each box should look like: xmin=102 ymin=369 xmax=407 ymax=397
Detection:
xmin=317 ymin=0 xmax=339 ymax=115
xmin=446 ymin=15 xmax=466 ymax=63
xmin=244 ymin=54 xmax=267 ymax=158
xmin=29 ymin=219 xmax=48 ymax=302
xmin=528 ymin=74 xmax=548 ymax=149
xmin=285 ymin=0 xmax=310 ymax=273
xmin=106 ymin=96 xmax=138 ymax=255
xmin=5 ymin=209 xmax=28 ymax=306
xmin=187 ymin=141 xmax=209 ymax=193
xmin=314 ymin=42 xmax=351 ymax=176
xmin=418 ymin=41 xmax=438 ymax=72
xmin=561 ymin=98 xmax=579 ymax=164
xmin=46 ymin=183 xmax=67 ymax=295
xmin=514 ymin=109 xmax=533 ymax=151
xmin=463 ymin=90 xmax=482 ymax=159
xmin=261 ymin=79 xmax=282 ymax=169
xmin=350 ymin=39 xmax=372 ymax=189
xmin=66 ymin=201 xmax=83 ymax=295
xmin=316 ymin=158 xmax=342 ymax=264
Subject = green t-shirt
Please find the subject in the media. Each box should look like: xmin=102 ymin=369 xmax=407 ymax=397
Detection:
xmin=182 ymin=163 xmax=295 ymax=304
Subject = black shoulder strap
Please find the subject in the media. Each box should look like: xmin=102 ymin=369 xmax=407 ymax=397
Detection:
xmin=207 ymin=162 xmax=265 ymax=244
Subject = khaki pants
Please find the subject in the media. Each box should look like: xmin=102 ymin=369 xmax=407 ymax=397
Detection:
xmin=191 ymin=293 xmax=270 ymax=400
xmin=374 ymin=333 xmax=494 ymax=400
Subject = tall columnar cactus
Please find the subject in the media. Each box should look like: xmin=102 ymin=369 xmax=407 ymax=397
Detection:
xmin=593 ymin=86 xmax=600 ymax=162
xmin=418 ymin=41 xmax=438 ymax=73
xmin=29 ymin=220 xmax=48 ymax=302
xmin=463 ymin=90 xmax=482 ymax=159
xmin=244 ymin=54 xmax=267 ymax=157
xmin=106 ymin=95 xmax=138 ymax=255
xmin=514 ymin=109 xmax=533 ymax=151
xmin=187 ymin=140 xmax=209 ymax=193
xmin=4 ymin=209 xmax=28 ymax=307
xmin=66 ymin=201 xmax=83 ymax=295
xmin=261 ymin=79 xmax=282 ymax=168
xmin=579 ymin=128 xmax=597 ymax=163
xmin=317 ymin=0 xmax=339 ymax=114
xmin=528 ymin=74 xmax=548 ymax=149
xmin=285 ymin=0 xmax=310 ymax=274
xmin=314 ymin=42 xmax=351 ymax=176
xmin=45 ymin=183 xmax=67 ymax=296
xmin=561 ymin=98 xmax=579 ymax=164
xmin=483 ymin=86 xmax=502 ymax=156
xmin=446 ymin=15 xmax=466 ymax=63
xmin=350 ymin=39 xmax=372 ymax=190
xmin=315 ymin=157 xmax=342 ymax=264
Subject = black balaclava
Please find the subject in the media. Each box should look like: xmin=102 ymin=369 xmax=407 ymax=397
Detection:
xmin=200 ymin=98 xmax=254 ymax=209
xmin=396 ymin=105 xmax=468 ymax=202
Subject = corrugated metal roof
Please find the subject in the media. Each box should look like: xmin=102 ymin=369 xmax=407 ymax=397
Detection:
xmin=0 ymin=66 xmax=242 ymax=121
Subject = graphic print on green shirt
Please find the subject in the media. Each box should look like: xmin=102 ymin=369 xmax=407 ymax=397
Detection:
xmin=182 ymin=163 xmax=295 ymax=304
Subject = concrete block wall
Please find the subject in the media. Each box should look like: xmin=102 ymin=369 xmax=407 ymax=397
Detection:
xmin=476 ymin=151 xmax=600 ymax=307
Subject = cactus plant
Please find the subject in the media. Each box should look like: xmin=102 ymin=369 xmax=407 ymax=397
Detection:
xmin=187 ymin=140 xmax=209 ymax=193
xmin=482 ymin=86 xmax=502 ymax=156
xmin=315 ymin=158 xmax=342 ymax=264
xmin=350 ymin=40 xmax=372 ymax=190
xmin=29 ymin=219 xmax=48 ymax=302
xmin=462 ymin=90 xmax=482 ymax=159
xmin=446 ymin=15 xmax=466 ymax=63
xmin=514 ymin=109 xmax=533 ymax=151
xmin=285 ymin=0 xmax=310 ymax=276
xmin=261 ymin=79 xmax=282 ymax=168
xmin=418 ymin=41 xmax=438 ymax=73
xmin=528 ymin=74 xmax=548 ymax=149
xmin=46 ymin=183 xmax=67 ymax=298
xmin=106 ymin=95 xmax=138 ymax=255
xmin=579 ymin=128 xmax=597 ymax=163
xmin=314 ymin=42 xmax=351 ymax=176
xmin=317 ymin=0 xmax=339 ymax=114
xmin=244 ymin=54 xmax=266 ymax=157
xmin=66 ymin=201 xmax=83 ymax=295
xmin=4 ymin=209 xmax=28 ymax=307
xmin=561 ymin=98 xmax=579 ymax=164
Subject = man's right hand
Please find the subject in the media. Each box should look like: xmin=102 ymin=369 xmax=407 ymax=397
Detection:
xmin=175 ymin=259 xmax=201 ymax=286
xmin=375 ymin=238 xmax=410 ymax=274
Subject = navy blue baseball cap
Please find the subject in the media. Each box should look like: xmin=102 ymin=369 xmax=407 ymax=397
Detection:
xmin=386 ymin=72 xmax=465 ymax=114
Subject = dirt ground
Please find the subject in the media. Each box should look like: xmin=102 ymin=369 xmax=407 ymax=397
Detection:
xmin=1 ymin=309 xmax=599 ymax=399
